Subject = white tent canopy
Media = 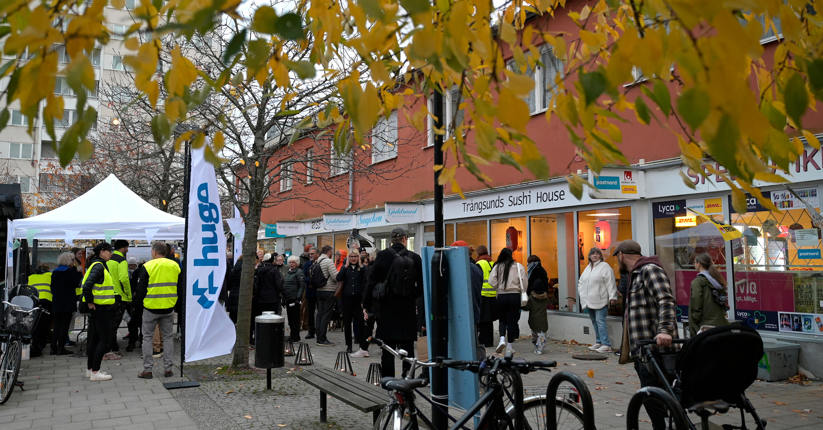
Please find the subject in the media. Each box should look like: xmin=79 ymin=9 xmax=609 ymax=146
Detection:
xmin=11 ymin=174 xmax=184 ymax=242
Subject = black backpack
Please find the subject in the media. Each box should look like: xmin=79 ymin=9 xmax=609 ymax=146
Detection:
xmin=386 ymin=248 xmax=417 ymax=297
xmin=309 ymin=262 xmax=327 ymax=289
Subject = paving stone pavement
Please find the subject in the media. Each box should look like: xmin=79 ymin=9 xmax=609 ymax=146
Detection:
xmin=3 ymin=325 xmax=823 ymax=429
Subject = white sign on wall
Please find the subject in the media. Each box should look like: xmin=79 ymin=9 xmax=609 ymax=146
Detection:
xmin=385 ymin=203 xmax=424 ymax=223
xmin=323 ymin=214 xmax=355 ymax=230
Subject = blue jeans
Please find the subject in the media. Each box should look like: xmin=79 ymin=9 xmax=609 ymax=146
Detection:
xmin=587 ymin=306 xmax=610 ymax=346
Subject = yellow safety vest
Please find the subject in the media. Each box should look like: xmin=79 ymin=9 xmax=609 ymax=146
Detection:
xmin=477 ymin=259 xmax=496 ymax=298
xmin=143 ymin=258 xmax=181 ymax=310
xmin=107 ymin=250 xmax=132 ymax=302
xmin=28 ymin=273 xmax=52 ymax=302
xmin=81 ymin=261 xmax=116 ymax=305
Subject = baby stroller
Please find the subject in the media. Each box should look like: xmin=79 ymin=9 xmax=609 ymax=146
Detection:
xmin=632 ymin=323 xmax=766 ymax=430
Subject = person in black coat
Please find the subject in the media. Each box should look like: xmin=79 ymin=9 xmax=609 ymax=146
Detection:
xmin=336 ymin=250 xmax=368 ymax=355
xmin=50 ymin=252 xmax=82 ymax=355
xmin=226 ymin=255 xmax=243 ymax=323
xmin=362 ymin=228 xmax=423 ymax=378
xmin=252 ymin=254 xmax=283 ymax=344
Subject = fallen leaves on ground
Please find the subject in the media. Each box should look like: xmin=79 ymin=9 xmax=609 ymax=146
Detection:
xmin=244 ymin=415 xmax=252 ymax=419
xmin=615 ymin=381 xmax=624 ymax=385
xmin=277 ymin=424 xmax=287 ymax=427
xmin=586 ymin=369 xmax=595 ymax=378
xmin=787 ymin=374 xmax=813 ymax=386
xmin=225 ymin=390 xmax=234 ymax=394
xmin=791 ymin=409 xmax=812 ymax=414
xmin=775 ymin=401 xmax=788 ymax=406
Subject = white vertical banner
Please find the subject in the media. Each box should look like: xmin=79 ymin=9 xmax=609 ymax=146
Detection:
xmin=185 ymin=145 xmax=236 ymax=362
xmin=5 ymin=220 xmax=13 ymax=300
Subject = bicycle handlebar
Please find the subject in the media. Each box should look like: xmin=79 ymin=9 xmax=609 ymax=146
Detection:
xmin=2 ymin=301 xmax=48 ymax=315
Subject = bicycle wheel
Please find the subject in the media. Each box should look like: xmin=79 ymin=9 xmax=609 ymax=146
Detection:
xmin=374 ymin=403 xmax=419 ymax=430
xmin=0 ymin=339 xmax=22 ymax=404
xmin=507 ymin=395 xmax=585 ymax=430
xmin=626 ymin=387 xmax=690 ymax=430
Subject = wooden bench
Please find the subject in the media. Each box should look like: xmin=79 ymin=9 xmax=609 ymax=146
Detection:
xmin=295 ymin=368 xmax=388 ymax=423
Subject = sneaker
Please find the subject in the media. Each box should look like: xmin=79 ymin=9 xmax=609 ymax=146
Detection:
xmin=596 ymin=345 xmax=613 ymax=353
xmin=90 ymin=371 xmax=112 ymax=381
xmin=85 ymin=369 xmax=92 ymax=378
xmin=534 ymin=348 xmax=543 ymax=355
xmin=152 ymin=349 xmax=163 ymax=358
xmin=316 ymin=340 xmax=334 ymax=346
xmin=138 ymin=371 xmax=153 ymax=379
xmin=495 ymin=340 xmax=506 ymax=354
xmin=505 ymin=344 xmax=515 ymax=356
xmin=588 ymin=344 xmax=602 ymax=351
xmin=350 ymin=349 xmax=370 ymax=358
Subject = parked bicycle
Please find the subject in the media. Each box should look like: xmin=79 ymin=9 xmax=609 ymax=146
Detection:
xmin=1 ymin=285 xmax=47 ymax=404
xmin=626 ymin=324 xmax=765 ymax=430
xmin=370 ymin=337 xmax=595 ymax=430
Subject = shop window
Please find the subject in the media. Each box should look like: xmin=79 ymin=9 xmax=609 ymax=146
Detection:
xmin=455 ymin=220 xmax=487 ymax=253
xmin=578 ymin=207 xmax=632 ymax=316
xmin=334 ymin=234 xmax=348 ymax=255
xmin=530 ymin=215 xmax=560 ymax=310
xmin=316 ymin=234 xmax=333 ymax=250
xmin=445 ymin=223 xmax=455 ymax=244
xmin=652 ymin=198 xmax=727 ymax=324
xmin=490 ymin=217 xmax=528 ymax=265
xmin=730 ymin=189 xmax=823 ymax=335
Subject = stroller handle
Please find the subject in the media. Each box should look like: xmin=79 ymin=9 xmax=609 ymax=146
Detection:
xmin=2 ymin=301 xmax=48 ymax=315
xmin=637 ymin=338 xmax=688 ymax=347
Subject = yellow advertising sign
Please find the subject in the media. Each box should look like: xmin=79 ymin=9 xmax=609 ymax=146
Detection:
xmin=621 ymin=185 xmax=637 ymax=194
xmin=704 ymin=198 xmax=723 ymax=214
xmin=675 ymin=215 xmax=698 ymax=227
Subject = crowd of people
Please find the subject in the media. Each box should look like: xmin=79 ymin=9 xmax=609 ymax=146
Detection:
xmin=20 ymin=229 xmax=731 ymax=411
xmin=24 ymin=240 xmax=183 ymax=382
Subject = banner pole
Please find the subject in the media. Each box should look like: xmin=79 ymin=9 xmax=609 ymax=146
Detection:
xmin=165 ymin=136 xmax=199 ymax=390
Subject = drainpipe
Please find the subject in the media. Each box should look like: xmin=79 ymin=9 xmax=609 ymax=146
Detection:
xmin=344 ymin=152 xmax=354 ymax=213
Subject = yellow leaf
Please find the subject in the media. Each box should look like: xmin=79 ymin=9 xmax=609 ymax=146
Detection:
xmin=166 ymin=45 xmax=198 ymax=97
xmin=497 ymin=89 xmax=530 ymax=132
xmin=802 ymin=130 xmax=821 ymax=149
xmin=111 ymin=0 xmax=125 ymax=9
xmin=125 ymin=37 xmax=139 ymax=51
xmin=505 ymin=69 xmax=535 ymax=97
xmin=586 ymin=369 xmax=594 ymax=378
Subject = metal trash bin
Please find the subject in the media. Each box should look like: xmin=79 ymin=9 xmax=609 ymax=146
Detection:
xmin=255 ymin=311 xmax=285 ymax=369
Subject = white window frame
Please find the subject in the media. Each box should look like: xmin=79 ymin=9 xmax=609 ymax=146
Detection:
xmin=110 ymin=55 xmax=125 ymax=71
xmin=109 ymin=24 xmax=127 ymax=40
xmin=306 ymin=148 xmax=313 ymax=184
xmin=10 ymin=110 xmax=27 ymax=127
xmin=56 ymin=45 xmax=70 ymax=64
xmin=54 ymin=77 xmax=74 ymax=96
xmin=280 ymin=160 xmax=293 ymax=192
xmin=507 ymin=46 xmax=564 ymax=115
xmin=9 ymin=142 xmax=33 ymax=159
xmin=91 ymin=48 xmax=102 ymax=68
xmin=17 ymin=176 xmax=31 ymax=193
xmin=371 ymin=111 xmax=398 ymax=164
xmin=330 ymin=143 xmax=351 ymax=177
xmin=56 ymin=109 xmax=77 ymax=128
xmin=426 ymin=88 xmax=462 ymax=147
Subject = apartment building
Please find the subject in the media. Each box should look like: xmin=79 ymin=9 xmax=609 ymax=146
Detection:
xmin=260 ymin=5 xmax=823 ymax=375
xmin=0 ymin=1 xmax=148 ymax=214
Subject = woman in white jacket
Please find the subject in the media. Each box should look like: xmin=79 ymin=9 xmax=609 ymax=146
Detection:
xmin=488 ymin=248 xmax=528 ymax=354
xmin=578 ymin=248 xmax=618 ymax=353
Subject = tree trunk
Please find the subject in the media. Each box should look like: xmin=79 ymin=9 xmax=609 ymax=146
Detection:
xmin=231 ymin=200 xmax=262 ymax=367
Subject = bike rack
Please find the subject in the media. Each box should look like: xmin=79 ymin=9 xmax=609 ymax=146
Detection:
xmin=545 ymin=370 xmax=596 ymax=430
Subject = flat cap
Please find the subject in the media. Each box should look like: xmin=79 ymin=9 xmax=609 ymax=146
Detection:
xmin=612 ymin=240 xmax=642 ymax=256
xmin=391 ymin=227 xmax=408 ymax=239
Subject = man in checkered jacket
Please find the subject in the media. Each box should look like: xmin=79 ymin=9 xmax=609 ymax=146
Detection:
xmin=614 ymin=240 xmax=677 ymax=429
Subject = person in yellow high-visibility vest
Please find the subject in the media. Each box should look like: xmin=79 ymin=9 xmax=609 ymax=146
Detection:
xmin=28 ymin=265 xmax=53 ymax=357
xmin=106 ymin=240 xmax=132 ymax=355
xmin=475 ymin=245 xmax=497 ymax=347
xmin=81 ymin=242 xmax=116 ymax=382
xmin=134 ymin=242 xmax=181 ymax=379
